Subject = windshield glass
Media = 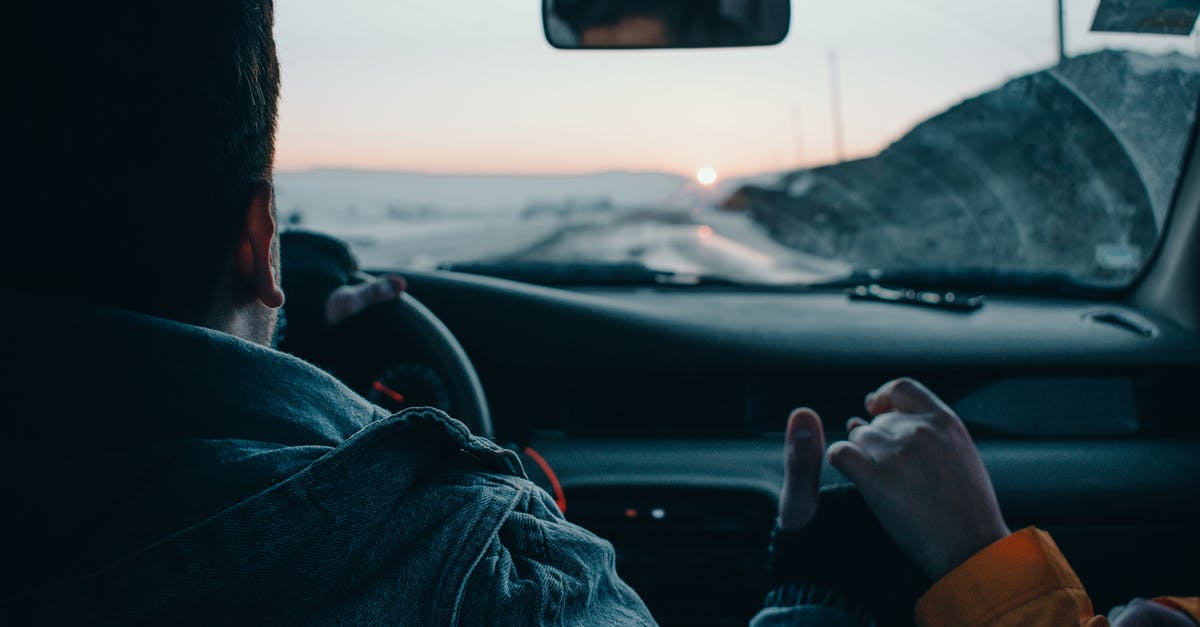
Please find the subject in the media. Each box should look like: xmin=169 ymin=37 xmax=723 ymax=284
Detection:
xmin=274 ymin=1 xmax=1200 ymax=289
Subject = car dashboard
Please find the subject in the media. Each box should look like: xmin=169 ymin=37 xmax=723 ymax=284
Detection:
xmin=352 ymin=269 xmax=1200 ymax=626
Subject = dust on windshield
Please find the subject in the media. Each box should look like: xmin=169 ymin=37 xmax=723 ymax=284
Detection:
xmin=274 ymin=1 xmax=1200 ymax=288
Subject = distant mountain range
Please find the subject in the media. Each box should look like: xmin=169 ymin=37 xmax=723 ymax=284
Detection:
xmin=723 ymin=50 xmax=1200 ymax=285
xmin=274 ymin=169 xmax=697 ymax=220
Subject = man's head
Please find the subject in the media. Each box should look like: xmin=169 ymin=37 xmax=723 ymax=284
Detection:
xmin=11 ymin=1 xmax=283 ymax=341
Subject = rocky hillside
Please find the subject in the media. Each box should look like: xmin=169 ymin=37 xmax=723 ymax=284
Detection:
xmin=724 ymin=50 xmax=1200 ymax=285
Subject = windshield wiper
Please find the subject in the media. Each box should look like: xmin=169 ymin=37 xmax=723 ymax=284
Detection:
xmin=438 ymin=260 xmax=741 ymax=287
xmin=440 ymin=261 xmax=1121 ymax=298
xmin=847 ymin=283 xmax=985 ymax=312
xmin=837 ymin=267 xmax=1120 ymax=298
xmin=822 ymin=266 xmax=1129 ymax=312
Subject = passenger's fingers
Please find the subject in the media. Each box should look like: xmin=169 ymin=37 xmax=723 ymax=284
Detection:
xmin=847 ymin=424 xmax=897 ymax=453
xmin=846 ymin=416 xmax=869 ymax=432
xmin=827 ymin=441 xmax=876 ymax=486
xmin=861 ymin=411 xmax=910 ymax=434
xmin=778 ymin=408 xmax=826 ymax=531
xmin=866 ymin=378 xmax=949 ymax=416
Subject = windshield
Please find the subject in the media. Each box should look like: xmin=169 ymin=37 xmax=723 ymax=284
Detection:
xmin=274 ymin=1 xmax=1200 ymax=289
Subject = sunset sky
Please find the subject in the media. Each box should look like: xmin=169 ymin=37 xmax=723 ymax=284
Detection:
xmin=273 ymin=0 xmax=1198 ymax=179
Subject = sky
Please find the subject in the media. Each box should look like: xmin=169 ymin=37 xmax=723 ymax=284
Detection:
xmin=273 ymin=0 xmax=1199 ymax=180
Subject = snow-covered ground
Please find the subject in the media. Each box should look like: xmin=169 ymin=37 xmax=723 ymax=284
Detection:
xmin=494 ymin=206 xmax=850 ymax=284
xmin=277 ymin=169 xmax=849 ymax=285
xmin=298 ymin=212 xmax=568 ymax=270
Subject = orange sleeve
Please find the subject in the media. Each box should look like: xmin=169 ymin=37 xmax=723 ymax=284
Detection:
xmin=1152 ymin=597 xmax=1200 ymax=623
xmin=915 ymin=527 xmax=1109 ymax=627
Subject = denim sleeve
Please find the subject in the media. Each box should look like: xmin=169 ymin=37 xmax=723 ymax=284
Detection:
xmin=453 ymin=482 xmax=656 ymax=627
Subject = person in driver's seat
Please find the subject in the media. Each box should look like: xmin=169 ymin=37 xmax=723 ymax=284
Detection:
xmin=4 ymin=1 xmax=652 ymax=623
xmin=4 ymin=1 xmax=1193 ymax=626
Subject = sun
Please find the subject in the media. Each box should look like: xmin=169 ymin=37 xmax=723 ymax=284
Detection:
xmin=696 ymin=166 xmax=718 ymax=187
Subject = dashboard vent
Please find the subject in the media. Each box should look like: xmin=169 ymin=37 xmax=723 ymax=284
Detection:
xmin=1083 ymin=311 xmax=1156 ymax=338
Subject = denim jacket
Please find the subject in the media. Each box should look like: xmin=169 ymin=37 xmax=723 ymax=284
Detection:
xmin=2 ymin=302 xmax=652 ymax=625
xmin=3 ymin=301 xmax=866 ymax=626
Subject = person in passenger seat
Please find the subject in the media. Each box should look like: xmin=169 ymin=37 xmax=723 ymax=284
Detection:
xmin=3 ymin=1 xmax=1191 ymax=625
xmin=761 ymin=377 xmax=1199 ymax=627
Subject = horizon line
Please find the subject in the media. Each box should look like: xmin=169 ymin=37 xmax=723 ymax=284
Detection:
xmin=272 ymin=164 xmax=812 ymax=180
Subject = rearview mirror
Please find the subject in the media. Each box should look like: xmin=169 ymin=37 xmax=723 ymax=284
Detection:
xmin=543 ymin=0 xmax=791 ymax=49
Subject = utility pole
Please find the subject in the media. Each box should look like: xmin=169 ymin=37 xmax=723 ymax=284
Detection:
xmin=828 ymin=50 xmax=846 ymax=163
xmin=1057 ymin=0 xmax=1067 ymax=63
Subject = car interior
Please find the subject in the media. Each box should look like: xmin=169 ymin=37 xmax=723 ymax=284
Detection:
xmin=271 ymin=1 xmax=1200 ymax=625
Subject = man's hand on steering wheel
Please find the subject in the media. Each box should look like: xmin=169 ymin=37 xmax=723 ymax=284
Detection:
xmin=325 ymin=274 xmax=407 ymax=326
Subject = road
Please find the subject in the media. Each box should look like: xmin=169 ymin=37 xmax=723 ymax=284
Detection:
xmin=301 ymin=205 xmax=850 ymax=284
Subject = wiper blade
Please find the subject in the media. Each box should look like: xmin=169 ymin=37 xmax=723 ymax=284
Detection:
xmin=835 ymin=267 xmax=1130 ymax=312
xmin=438 ymin=260 xmax=739 ymax=287
xmin=847 ymin=267 xmax=1118 ymax=298
xmin=848 ymin=284 xmax=985 ymax=312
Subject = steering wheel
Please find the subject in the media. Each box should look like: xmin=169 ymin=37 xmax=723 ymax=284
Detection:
xmin=362 ymin=280 xmax=494 ymax=439
xmin=278 ymin=231 xmax=494 ymax=439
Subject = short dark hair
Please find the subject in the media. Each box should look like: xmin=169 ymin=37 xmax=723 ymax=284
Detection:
xmin=10 ymin=1 xmax=280 ymax=322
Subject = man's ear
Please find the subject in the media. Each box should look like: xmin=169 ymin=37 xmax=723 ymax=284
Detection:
xmin=236 ymin=182 xmax=285 ymax=309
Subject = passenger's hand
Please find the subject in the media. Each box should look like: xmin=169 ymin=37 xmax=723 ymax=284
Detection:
xmin=777 ymin=408 xmax=826 ymax=531
xmin=325 ymin=274 xmax=406 ymax=326
xmin=827 ymin=378 xmax=1010 ymax=580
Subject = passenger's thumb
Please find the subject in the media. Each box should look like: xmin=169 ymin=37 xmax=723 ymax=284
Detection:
xmin=777 ymin=408 xmax=825 ymax=531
